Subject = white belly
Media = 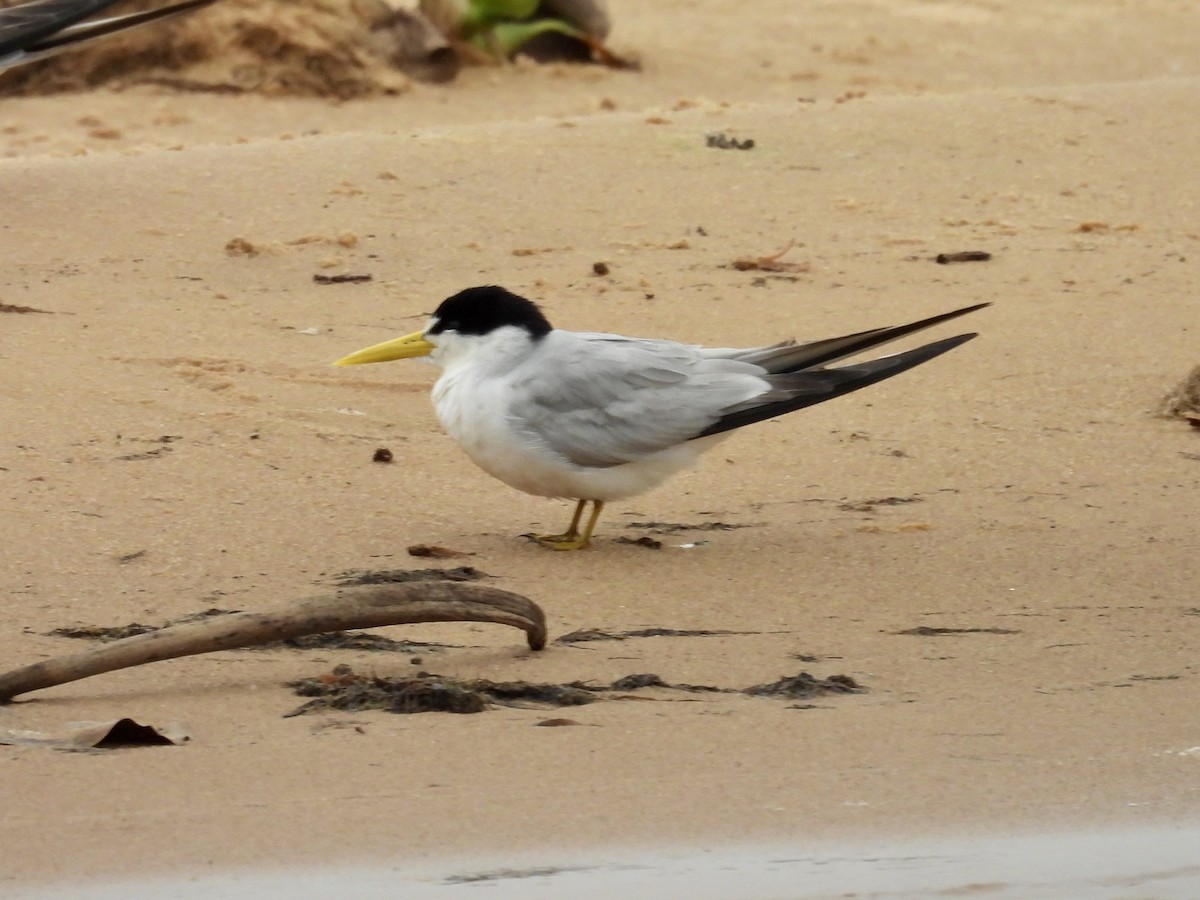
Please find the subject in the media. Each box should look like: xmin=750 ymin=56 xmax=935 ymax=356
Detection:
xmin=431 ymin=368 xmax=725 ymax=501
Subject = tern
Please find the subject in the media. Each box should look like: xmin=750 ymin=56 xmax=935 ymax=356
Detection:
xmin=336 ymin=286 xmax=987 ymax=550
xmin=0 ymin=0 xmax=214 ymax=71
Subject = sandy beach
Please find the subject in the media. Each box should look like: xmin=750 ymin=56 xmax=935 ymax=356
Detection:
xmin=2 ymin=0 xmax=1199 ymax=891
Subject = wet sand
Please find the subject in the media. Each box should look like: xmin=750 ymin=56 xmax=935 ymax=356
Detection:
xmin=20 ymin=823 xmax=1200 ymax=899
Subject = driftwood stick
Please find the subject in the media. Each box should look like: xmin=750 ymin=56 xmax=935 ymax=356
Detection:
xmin=0 ymin=583 xmax=547 ymax=703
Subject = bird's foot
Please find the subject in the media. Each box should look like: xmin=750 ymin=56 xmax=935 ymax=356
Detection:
xmin=529 ymin=531 xmax=591 ymax=551
xmin=524 ymin=499 xmax=601 ymax=550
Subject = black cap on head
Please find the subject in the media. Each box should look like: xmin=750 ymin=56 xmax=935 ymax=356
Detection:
xmin=428 ymin=286 xmax=553 ymax=339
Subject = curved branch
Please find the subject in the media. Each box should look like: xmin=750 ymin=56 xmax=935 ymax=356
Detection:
xmin=0 ymin=583 xmax=547 ymax=703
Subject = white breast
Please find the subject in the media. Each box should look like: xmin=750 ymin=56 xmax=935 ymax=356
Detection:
xmin=431 ymin=360 xmax=724 ymax=502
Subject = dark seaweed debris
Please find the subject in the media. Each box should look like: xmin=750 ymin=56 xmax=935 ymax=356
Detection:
xmin=556 ymin=627 xmax=761 ymax=644
xmin=331 ymin=566 xmax=487 ymax=586
xmin=743 ymin=672 xmax=862 ymax=698
xmin=895 ymin=626 xmax=1020 ymax=636
xmin=286 ymin=667 xmax=596 ymax=716
xmin=285 ymin=667 xmax=864 ymax=716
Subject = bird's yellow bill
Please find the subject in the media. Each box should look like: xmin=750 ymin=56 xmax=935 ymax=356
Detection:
xmin=333 ymin=330 xmax=434 ymax=366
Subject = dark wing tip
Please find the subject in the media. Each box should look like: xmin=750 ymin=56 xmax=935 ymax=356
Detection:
xmin=696 ymin=331 xmax=980 ymax=439
xmin=1 ymin=0 xmax=214 ymax=68
xmin=0 ymin=0 xmax=121 ymax=60
xmin=760 ymin=302 xmax=991 ymax=375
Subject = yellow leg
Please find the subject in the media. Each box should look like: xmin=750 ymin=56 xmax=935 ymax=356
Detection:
xmin=535 ymin=499 xmax=604 ymax=551
xmin=578 ymin=500 xmax=605 ymax=547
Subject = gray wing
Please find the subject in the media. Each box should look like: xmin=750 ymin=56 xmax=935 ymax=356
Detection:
xmin=507 ymin=331 xmax=769 ymax=468
xmin=505 ymin=303 xmax=989 ymax=467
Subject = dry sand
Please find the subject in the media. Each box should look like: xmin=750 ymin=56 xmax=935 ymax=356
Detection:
xmin=2 ymin=0 xmax=1199 ymax=889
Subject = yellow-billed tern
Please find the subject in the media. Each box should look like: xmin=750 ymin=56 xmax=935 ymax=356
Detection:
xmin=336 ymin=286 xmax=987 ymax=550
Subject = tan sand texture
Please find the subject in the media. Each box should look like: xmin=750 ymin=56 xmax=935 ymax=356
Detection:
xmin=2 ymin=0 xmax=1198 ymax=887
